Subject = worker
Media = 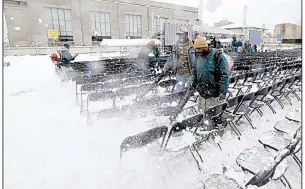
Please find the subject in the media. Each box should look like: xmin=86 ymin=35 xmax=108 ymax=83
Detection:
xmin=169 ymin=36 xmax=230 ymax=131
xmin=192 ymin=36 xmax=229 ymax=113
xmin=136 ymin=40 xmax=160 ymax=72
xmin=163 ymin=27 xmax=196 ymax=93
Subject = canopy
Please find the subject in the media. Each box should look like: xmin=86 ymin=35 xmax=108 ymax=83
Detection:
xmin=193 ymin=25 xmax=233 ymax=35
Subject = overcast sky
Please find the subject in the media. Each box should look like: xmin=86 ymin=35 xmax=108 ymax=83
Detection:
xmin=153 ymin=0 xmax=301 ymax=31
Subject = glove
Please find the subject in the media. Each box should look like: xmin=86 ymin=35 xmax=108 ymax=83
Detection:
xmin=169 ymin=114 xmax=177 ymax=122
xmin=218 ymin=93 xmax=226 ymax=102
xmin=186 ymin=81 xmax=192 ymax=89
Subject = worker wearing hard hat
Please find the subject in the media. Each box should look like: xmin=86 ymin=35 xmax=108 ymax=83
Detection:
xmin=136 ymin=40 xmax=160 ymax=72
xmin=192 ymin=36 xmax=230 ymax=113
xmin=163 ymin=27 xmax=196 ymax=93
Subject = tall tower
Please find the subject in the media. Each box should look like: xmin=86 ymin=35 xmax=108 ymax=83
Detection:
xmin=4 ymin=13 xmax=9 ymax=47
xmin=198 ymin=0 xmax=205 ymax=24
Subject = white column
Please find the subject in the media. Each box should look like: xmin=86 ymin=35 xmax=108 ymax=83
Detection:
xmin=198 ymin=0 xmax=204 ymax=23
xmin=4 ymin=13 xmax=9 ymax=47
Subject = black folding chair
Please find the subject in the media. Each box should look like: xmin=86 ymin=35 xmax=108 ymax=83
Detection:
xmin=222 ymin=95 xmax=244 ymax=139
xmin=86 ymin=91 xmax=116 ymax=123
xmin=249 ymin=85 xmax=273 ymax=116
xmin=269 ymin=79 xmax=290 ymax=109
xmin=234 ymin=92 xmax=257 ymax=129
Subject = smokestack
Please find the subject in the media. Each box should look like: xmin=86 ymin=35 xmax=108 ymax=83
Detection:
xmin=243 ymin=6 xmax=247 ymax=27
xmin=198 ymin=0 xmax=204 ymax=23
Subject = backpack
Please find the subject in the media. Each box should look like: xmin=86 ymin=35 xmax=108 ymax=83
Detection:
xmin=214 ymin=51 xmax=231 ymax=83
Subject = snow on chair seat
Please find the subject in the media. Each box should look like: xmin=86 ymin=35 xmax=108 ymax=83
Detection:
xmin=236 ymin=146 xmax=288 ymax=175
xmin=285 ymin=110 xmax=301 ymax=123
xmin=203 ymin=174 xmax=242 ymax=189
xmin=258 ymin=130 xmax=291 ymax=151
xmin=274 ymin=120 xmax=301 ymax=135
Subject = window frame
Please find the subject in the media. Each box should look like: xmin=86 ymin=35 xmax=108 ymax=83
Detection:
xmin=90 ymin=11 xmax=111 ymax=41
xmin=153 ymin=17 xmax=167 ymax=34
xmin=44 ymin=7 xmax=73 ymax=41
xmin=125 ymin=14 xmax=142 ymax=38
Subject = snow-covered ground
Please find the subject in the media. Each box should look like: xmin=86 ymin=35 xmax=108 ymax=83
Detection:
xmin=4 ymin=55 xmax=301 ymax=189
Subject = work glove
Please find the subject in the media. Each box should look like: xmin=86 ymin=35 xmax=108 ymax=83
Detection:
xmin=169 ymin=114 xmax=177 ymax=122
xmin=218 ymin=93 xmax=226 ymax=102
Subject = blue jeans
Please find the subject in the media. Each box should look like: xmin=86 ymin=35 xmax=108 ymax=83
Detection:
xmin=173 ymin=75 xmax=189 ymax=93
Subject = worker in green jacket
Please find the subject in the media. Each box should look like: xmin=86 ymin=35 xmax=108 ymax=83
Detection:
xmin=136 ymin=40 xmax=160 ymax=71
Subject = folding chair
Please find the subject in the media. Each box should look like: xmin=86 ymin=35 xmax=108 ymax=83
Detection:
xmin=252 ymin=68 xmax=266 ymax=89
xmin=230 ymin=73 xmax=247 ymax=96
xmin=249 ymin=86 xmax=273 ymax=116
xmin=238 ymin=146 xmax=291 ymax=189
xmin=228 ymin=75 xmax=239 ymax=97
xmin=280 ymin=75 xmax=301 ymax=102
xmin=86 ymin=91 xmax=116 ymax=123
xmin=158 ymin=79 xmax=177 ymax=93
xmin=258 ymin=130 xmax=302 ymax=171
xmin=221 ymin=95 xmax=244 ymax=139
xmin=269 ymin=78 xmax=291 ymax=109
xmin=80 ymin=83 xmax=104 ymax=114
xmin=193 ymin=102 xmax=228 ymax=135
xmin=243 ymin=71 xmax=259 ymax=93
xmin=204 ymin=174 xmax=242 ymax=189
xmin=234 ymin=92 xmax=257 ymax=129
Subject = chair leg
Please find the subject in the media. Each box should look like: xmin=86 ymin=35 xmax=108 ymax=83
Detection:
xmin=249 ymin=108 xmax=256 ymax=116
xmin=292 ymin=91 xmax=301 ymax=101
xmin=282 ymin=92 xmax=293 ymax=105
xmin=231 ymin=121 xmax=242 ymax=136
xmin=228 ymin=122 xmax=241 ymax=139
xmin=246 ymin=114 xmax=252 ymax=122
xmin=256 ymin=108 xmax=263 ymax=117
xmin=245 ymin=114 xmax=256 ymax=129
xmin=274 ymin=96 xmax=284 ymax=109
xmin=192 ymin=144 xmax=203 ymax=163
xmin=292 ymin=154 xmax=302 ymax=171
xmin=235 ymin=115 xmax=243 ymax=124
xmin=283 ymin=175 xmax=293 ymax=189
xmin=265 ymin=102 xmax=277 ymax=114
xmin=189 ymin=147 xmax=202 ymax=172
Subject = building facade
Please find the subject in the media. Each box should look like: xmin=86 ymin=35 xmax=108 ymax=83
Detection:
xmin=4 ymin=0 xmax=198 ymax=47
xmin=296 ymin=21 xmax=301 ymax=39
xmin=273 ymin=23 xmax=300 ymax=39
xmin=214 ymin=19 xmax=234 ymax=28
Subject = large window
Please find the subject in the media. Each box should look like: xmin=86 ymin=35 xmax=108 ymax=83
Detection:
xmin=125 ymin=14 xmax=142 ymax=38
xmin=90 ymin=12 xmax=111 ymax=41
xmin=153 ymin=17 xmax=167 ymax=33
xmin=44 ymin=8 xmax=73 ymax=41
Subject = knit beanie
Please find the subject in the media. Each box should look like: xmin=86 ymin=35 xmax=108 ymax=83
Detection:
xmin=194 ymin=36 xmax=208 ymax=48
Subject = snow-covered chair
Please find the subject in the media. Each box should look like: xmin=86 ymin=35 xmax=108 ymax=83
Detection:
xmin=236 ymin=146 xmax=290 ymax=188
xmin=203 ymin=174 xmax=242 ymax=189
xmin=273 ymin=119 xmax=301 ymax=135
xmin=259 ymin=129 xmax=301 ymax=170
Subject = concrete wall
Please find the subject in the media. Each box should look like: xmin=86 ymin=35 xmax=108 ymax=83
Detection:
xmin=4 ymin=46 xmax=101 ymax=56
xmin=4 ymin=0 xmax=197 ymax=47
